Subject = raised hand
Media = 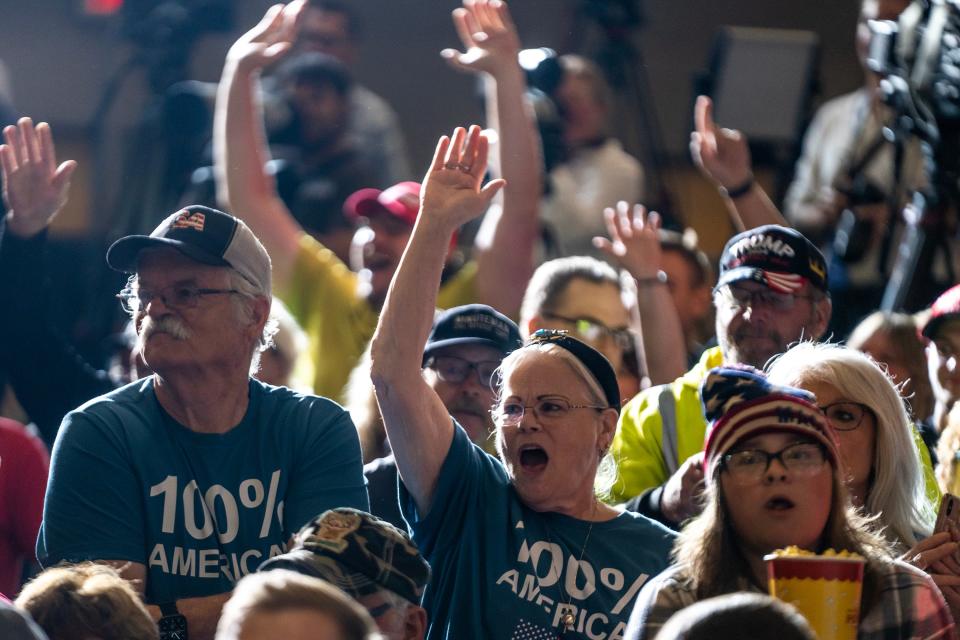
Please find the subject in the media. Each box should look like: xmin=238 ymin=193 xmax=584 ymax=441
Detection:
xmin=593 ymin=201 xmax=663 ymax=280
xmin=903 ymin=531 xmax=960 ymax=620
xmin=689 ymin=95 xmax=753 ymax=190
xmin=1 ymin=118 xmax=77 ymax=238
xmin=226 ymin=0 xmax=304 ymax=72
xmin=419 ymin=125 xmax=506 ymax=231
xmin=441 ymin=0 xmax=521 ymax=77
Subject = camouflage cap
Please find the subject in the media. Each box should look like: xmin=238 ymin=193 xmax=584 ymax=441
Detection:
xmin=258 ymin=508 xmax=430 ymax=605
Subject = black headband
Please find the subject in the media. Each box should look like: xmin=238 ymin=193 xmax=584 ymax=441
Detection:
xmin=528 ymin=329 xmax=621 ymax=411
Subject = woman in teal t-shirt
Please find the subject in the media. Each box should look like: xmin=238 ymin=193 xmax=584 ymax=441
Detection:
xmin=371 ymin=123 xmax=675 ymax=639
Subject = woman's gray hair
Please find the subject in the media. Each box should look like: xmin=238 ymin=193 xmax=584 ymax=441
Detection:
xmin=766 ymin=341 xmax=934 ymax=549
xmin=494 ymin=342 xmax=617 ymax=495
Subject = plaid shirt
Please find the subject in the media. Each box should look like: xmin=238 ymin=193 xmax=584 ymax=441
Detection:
xmin=626 ymin=560 xmax=957 ymax=640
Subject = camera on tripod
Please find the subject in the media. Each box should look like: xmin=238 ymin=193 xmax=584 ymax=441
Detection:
xmin=866 ymin=0 xmax=960 ymax=125
xmin=862 ymin=0 xmax=960 ymax=310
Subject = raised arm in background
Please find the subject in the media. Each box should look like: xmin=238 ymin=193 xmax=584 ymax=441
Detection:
xmin=2 ymin=118 xmax=76 ymax=239
xmin=689 ymin=95 xmax=786 ymax=231
xmin=594 ymin=202 xmax=686 ymax=385
xmin=442 ymin=0 xmax=541 ymax=317
xmin=370 ymin=126 xmax=504 ymax=515
xmin=214 ymin=1 xmax=305 ymax=287
xmin=0 ymin=118 xmax=113 ymax=444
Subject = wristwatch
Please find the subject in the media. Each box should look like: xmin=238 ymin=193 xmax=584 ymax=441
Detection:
xmin=158 ymin=601 xmax=188 ymax=640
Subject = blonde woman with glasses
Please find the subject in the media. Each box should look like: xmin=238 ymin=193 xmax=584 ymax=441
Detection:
xmin=767 ymin=341 xmax=960 ymax=617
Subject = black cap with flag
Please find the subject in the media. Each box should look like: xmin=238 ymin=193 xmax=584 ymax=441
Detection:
xmin=716 ymin=224 xmax=828 ymax=295
xmin=106 ymin=205 xmax=272 ymax=296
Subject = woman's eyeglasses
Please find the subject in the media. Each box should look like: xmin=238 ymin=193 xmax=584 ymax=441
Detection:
xmin=491 ymin=396 xmax=606 ymax=427
xmin=818 ymin=401 xmax=873 ymax=432
xmin=721 ymin=442 xmax=828 ymax=484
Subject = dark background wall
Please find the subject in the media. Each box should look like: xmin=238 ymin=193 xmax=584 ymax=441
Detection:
xmin=0 ymin=0 xmax=864 ymax=209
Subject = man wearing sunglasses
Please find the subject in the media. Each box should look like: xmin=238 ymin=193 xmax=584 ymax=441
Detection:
xmin=364 ymin=304 xmax=522 ymax=528
xmin=609 ymin=224 xmax=832 ymax=528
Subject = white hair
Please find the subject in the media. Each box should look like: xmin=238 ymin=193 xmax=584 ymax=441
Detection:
xmin=226 ymin=270 xmax=278 ymax=376
xmin=766 ymin=341 xmax=934 ymax=549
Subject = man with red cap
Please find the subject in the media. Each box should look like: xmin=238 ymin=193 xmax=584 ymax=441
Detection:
xmin=214 ymin=0 xmax=540 ymax=401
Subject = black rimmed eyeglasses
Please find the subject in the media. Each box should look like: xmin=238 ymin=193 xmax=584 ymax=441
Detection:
xmin=818 ymin=401 xmax=874 ymax=432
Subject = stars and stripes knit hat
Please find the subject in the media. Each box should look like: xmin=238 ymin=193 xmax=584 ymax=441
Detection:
xmin=700 ymin=365 xmax=840 ymax=479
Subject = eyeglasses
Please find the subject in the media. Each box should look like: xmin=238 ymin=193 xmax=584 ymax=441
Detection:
xmin=540 ymin=312 xmax=633 ymax=351
xmin=424 ymin=355 xmax=501 ymax=390
xmin=491 ymin=396 xmax=607 ymax=427
xmin=117 ymin=284 xmax=240 ymax=313
xmin=721 ymin=442 xmax=827 ymax=484
xmin=716 ymin=284 xmax=815 ymax=312
xmin=819 ymin=401 xmax=873 ymax=432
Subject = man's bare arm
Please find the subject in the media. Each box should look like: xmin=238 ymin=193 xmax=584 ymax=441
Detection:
xmin=106 ymin=560 xmax=230 ymax=640
xmin=214 ymin=1 xmax=306 ymax=287
xmin=443 ymin=0 xmax=541 ymax=317
xmin=594 ymin=203 xmax=686 ymax=385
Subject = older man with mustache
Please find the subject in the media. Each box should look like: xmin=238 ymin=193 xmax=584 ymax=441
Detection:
xmin=36 ymin=204 xmax=368 ymax=640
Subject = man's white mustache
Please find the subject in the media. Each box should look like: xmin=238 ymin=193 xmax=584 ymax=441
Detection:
xmin=135 ymin=316 xmax=191 ymax=352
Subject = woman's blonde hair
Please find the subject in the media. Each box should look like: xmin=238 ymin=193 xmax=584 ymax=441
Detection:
xmin=16 ymin=563 xmax=158 ymax=640
xmin=766 ymin=341 xmax=934 ymax=549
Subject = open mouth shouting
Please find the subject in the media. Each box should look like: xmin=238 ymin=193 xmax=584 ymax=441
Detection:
xmin=518 ymin=445 xmax=549 ymax=473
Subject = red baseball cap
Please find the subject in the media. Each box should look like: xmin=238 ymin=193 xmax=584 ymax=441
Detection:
xmin=922 ymin=284 xmax=960 ymax=340
xmin=343 ymin=182 xmax=421 ymax=226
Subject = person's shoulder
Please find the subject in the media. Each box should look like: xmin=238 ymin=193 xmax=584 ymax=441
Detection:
xmin=0 ymin=416 xmax=38 ymax=443
xmin=255 ymin=379 xmax=348 ymax=417
xmin=634 ymin=564 xmax=690 ymax=603
xmin=68 ymin=377 xmax=155 ymax=419
xmin=607 ymin=511 xmax=678 ymax=563
xmin=613 ymin=509 xmax=679 ymax=537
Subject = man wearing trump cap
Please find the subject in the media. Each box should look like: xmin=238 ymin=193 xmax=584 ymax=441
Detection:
xmin=37 ymin=205 xmax=368 ymax=640
xmin=609 ymin=224 xmax=832 ymax=527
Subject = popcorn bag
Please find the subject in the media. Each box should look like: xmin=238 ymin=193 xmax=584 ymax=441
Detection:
xmin=765 ymin=547 xmax=865 ymax=640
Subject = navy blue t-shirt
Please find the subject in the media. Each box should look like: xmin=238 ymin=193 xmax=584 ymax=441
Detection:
xmin=401 ymin=424 xmax=676 ymax=639
xmin=38 ymin=378 xmax=368 ymax=603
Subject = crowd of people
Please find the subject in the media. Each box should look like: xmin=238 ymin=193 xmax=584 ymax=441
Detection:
xmin=1 ymin=0 xmax=960 ymax=638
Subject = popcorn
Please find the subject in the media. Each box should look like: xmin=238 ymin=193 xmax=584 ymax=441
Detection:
xmin=767 ymin=546 xmax=864 ymax=560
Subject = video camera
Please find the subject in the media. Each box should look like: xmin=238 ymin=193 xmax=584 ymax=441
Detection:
xmin=866 ymin=0 xmax=960 ymax=126
xmin=863 ymin=0 xmax=960 ymax=310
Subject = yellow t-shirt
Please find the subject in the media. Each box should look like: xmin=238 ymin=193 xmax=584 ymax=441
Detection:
xmin=279 ymin=234 xmax=477 ymax=402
